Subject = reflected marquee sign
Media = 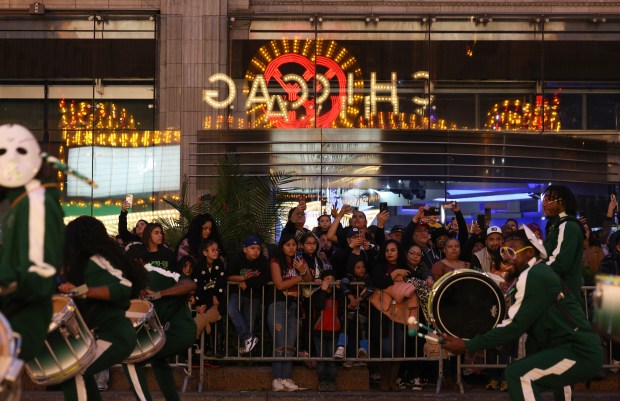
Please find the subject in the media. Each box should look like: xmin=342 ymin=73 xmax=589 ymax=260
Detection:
xmin=202 ymin=39 xmax=431 ymax=128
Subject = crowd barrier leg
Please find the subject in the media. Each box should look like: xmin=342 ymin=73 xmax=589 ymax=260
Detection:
xmin=198 ymin=331 xmax=205 ymax=392
xmin=181 ymin=345 xmax=192 ymax=393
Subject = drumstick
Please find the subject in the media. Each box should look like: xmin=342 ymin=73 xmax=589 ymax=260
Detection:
xmin=0 ymin=281 xmax=17 ymax=296
xmin=69 ymin=284 xmax=89 ymax=298
xmin=407 ymin=328 xmax=445 ymax=344
xmin=144 ymin=292 xmax=162 ymax=301
xmin=407 ymin=316 xmax=441 ymax=336
xmin=41 ymin=152 xmax=98 ymax=188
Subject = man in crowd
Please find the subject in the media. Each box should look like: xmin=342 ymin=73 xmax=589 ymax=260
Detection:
xmin=471 ymin=226 xmax=504 ymax=278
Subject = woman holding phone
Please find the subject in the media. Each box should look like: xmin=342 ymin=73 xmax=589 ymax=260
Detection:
xmin=267 ymin=233 xmax=312 ymax=391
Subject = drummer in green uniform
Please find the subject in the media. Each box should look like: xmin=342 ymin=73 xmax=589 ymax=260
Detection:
xmin=58 ymin=215 xmax=147 ymax=401
xmin=441 ymin=225 xmax=603 ymax=401
xmin=0 ymin=124 xmax=65 ymax=361
xmin=123 ymin=243 xmax=196 ymax=401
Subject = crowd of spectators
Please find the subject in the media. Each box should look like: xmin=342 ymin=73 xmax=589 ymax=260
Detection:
xmin=107 ymin=187 xmax=620 ymax=392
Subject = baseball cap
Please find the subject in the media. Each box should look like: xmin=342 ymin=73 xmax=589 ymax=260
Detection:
xmin=391 ymin=225 xmax=405 ymax=233
xmin=487 ymin=226 xmax=502 ymax=237
xmin=346 ymin=227 xmax=361 ymax=238
xmin=243 ymin=236 xmax=261 ymax=248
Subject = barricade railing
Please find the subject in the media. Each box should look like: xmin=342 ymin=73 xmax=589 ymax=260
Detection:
xmin=188 ymin=280 xmax=445 ymax=392
xmin=455 ymin=286 xmax=618 ymax=394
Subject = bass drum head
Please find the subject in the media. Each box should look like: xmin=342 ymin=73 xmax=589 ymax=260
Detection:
xmin=430 ymin=270 xmax=505 ymax=339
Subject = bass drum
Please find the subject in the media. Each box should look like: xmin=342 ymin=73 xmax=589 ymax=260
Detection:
xmin=428 ymin=269 xmax=505 ymax=339
xmin=0 ymin=312 xmax=23 ymax=401
xmin=25 ymin=295 xmax=97 ymax=385
xmin=593 ymin=274 xmax=620 ymax=342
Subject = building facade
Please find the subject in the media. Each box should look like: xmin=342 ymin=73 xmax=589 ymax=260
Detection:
xmin=1 ymin=1 xmax=619 ymax=230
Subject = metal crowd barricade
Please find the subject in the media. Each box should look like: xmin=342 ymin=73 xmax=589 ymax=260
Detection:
xmin=189 ymin=280 xmax=445 ymax=393
xmin=455 ymin=286 xmax=618 ymax=394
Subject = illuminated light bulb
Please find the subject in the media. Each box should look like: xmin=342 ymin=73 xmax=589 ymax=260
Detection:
xmin=203 ymin=73 xmax=236 ymax=109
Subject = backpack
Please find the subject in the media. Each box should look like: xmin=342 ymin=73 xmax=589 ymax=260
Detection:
xmin=313 ymin=298 xmax=340 ymax=332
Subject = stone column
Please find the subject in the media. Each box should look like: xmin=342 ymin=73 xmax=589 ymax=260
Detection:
xmin=159 ymin=0 xmax=247 ymax=202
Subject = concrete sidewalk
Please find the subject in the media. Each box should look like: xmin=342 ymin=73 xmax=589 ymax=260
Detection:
xmin=21 ymin=390 xmax=620 ymax=401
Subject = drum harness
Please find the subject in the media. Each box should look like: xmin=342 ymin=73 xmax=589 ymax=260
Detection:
xmin=553 ymin=281 xmax=582 ymax=333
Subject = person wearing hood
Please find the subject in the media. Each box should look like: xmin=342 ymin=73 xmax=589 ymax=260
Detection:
xmin=0 ymin=124 xmax=65 ymax=362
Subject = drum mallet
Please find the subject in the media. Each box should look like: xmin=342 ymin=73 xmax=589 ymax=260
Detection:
xmin=407 ymin=316 xmax=444 ymax=344
xmin=69 ymin=284 xmax=89 ymax=298
xmin=0 ymin=281 xmax=17 ymax=296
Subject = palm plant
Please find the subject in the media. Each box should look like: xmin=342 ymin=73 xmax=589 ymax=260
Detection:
xmin=159 ymin=154 xmax=297 ymax=252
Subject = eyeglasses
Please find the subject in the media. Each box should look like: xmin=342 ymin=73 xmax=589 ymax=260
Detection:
xmin=542 ymin=196 xmax=562 ymax=204
xmin=499 ymin=246 xmax=532 ymax=260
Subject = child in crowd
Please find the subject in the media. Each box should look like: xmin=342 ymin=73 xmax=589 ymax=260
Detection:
xmin=312 ymin=214 xmax=333 ymax=236
xmin=334 ymin=254 xmax=374 ymax=366
xmin=226 ymin=236 xmax=271 ymax=354
xmin=311 ymin=269 xmax=341 ymax=391
xmin=178 ymin=255 xmax=194 ymax=277
xmin=193 ymin=240 xmax=226 ymax=356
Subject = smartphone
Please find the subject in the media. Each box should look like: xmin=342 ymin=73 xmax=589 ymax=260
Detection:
xmin=379 ymin=202 xmax=388 ymax=213
xmin=442 ymin=201 xmax=455 ymax=209
xmin=125 ymin=194 xmax=134 ymax=208
xmin=427 ymin=206 xmax=440 ymax=216
xmin=351 ymin=206 xmax=359 ymax=212
xmin=295 ymin=249 xmax=303 ymax=260
xmin=477 ymin=214 xmax=486 ymax=230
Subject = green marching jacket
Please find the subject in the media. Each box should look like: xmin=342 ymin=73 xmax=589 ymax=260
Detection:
xmin=0 ymin=181 xmax=64 ymax=360
xmin=465 ymin=258 xmax=600 ymax=359
xmin=544 ymin=213 xmax=585 ymax=304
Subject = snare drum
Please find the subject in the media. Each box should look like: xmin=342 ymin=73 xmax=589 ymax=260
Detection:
xmin=593 ymin=274 xmax=620 ymax=342
xmin=123 ymin=299 xmax=166 ymax=363
xmin=428 ymin=269 xmax=505 ymax=339
xmin=25 ymin=295 xmax=97 ymax=385
xmin=0 ymin=312 xmax=24 ymax=401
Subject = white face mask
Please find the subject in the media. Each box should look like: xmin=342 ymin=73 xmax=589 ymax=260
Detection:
xmin=0 ymin=124 xmax=42 ymax=187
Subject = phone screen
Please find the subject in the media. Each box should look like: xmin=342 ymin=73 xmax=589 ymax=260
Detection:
xmin=477 ymin=214 xmax=486 ymax=229
xmin=379 ymin=202 xmax=388 ymax=213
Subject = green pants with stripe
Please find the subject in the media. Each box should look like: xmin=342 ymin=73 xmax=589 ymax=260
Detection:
xmin=505 ymin=345 xmax=603 ymax=401
xmin=124 ymin=313 xmax=196 ymax=401
xmin=61 ymin=318 xmax=136 ymax=401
